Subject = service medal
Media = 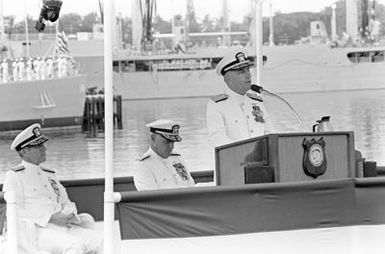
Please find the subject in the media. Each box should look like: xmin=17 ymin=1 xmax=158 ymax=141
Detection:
xmin=252 ymin=105 xmax=265 ymax=123
xmin=173 ymin=162 xmax=189 ymax=181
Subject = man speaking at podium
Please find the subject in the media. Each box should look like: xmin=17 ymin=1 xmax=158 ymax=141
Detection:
xmin=206 ymin=49 xmax=271 ymax=147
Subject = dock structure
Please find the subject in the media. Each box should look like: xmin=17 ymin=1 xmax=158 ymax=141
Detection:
xmin=82 ymin=94 xmax=123 ymax=132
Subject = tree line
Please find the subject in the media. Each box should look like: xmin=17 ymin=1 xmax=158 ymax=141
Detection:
xmin=3 ymin=0 xmax=384 ymax=45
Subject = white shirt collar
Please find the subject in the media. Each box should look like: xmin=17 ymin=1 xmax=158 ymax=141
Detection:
xmin=148 ymin=147 xmax=164 ymax=160
xmin=21 ymin=160 xmax=41 ymax=171
xmin=227 ymin=89 xmax=245 ymax=102
xmin=148 ymin=147 xmax=176 ymax=163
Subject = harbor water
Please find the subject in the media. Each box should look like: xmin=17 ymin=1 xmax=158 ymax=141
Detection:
xmin=1 ymin=88 xmax=385 ymax=182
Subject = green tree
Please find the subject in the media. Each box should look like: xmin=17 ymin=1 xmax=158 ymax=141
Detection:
xmin=121 ymin=17 xmax=132 ymax=45
xmin=154 ymin=15 xmax=172 ymax=34
xmin=4 ymin=15 xmax=15 ymax=36
xmin=80 ymin=12 xmax=98 ymax=32
xmin=59 ymin=13 xmax=83 ymax=34
xmin=201 ymin=14 xmax=215 ymax=32
xmin=12 ymin=15 xmax=37 ymax=34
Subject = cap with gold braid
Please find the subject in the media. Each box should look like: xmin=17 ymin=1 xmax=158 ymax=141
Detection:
xmin=11 ymin=123 xmax=49 ymax=151
xmin=146 ymin=119 xmax=182 ymax=142
xmin=216 ymin=49 xmax=254 ymax=76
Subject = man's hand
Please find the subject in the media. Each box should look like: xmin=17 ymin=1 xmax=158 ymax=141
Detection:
xmin=49 ymin=211 xmax=77 ymax=227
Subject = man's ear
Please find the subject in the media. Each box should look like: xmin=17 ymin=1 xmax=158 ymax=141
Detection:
xmin=224 ymin=73 xmax=231 ymax=86
xmin=18 ymin=148 xmax=26 ymax=158
xmin=150 ymin=133 xmax=156 ymax=142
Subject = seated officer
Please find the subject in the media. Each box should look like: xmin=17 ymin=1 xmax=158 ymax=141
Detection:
xmin=2 ymin=123 xmax=103 ymax=254
xmin=206 ymin=49 xmax=271 ymax=147
xmin=133 ymin=119 xmax=195 ymax=191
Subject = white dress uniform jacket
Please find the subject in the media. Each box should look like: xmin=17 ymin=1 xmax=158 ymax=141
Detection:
xmin=2 ymin=160 xmax=102 ymax=254
xmin=134 ymin=148 xmax=195 ymax=191
xmin=206 ymin=88 xmax=270 ymax=147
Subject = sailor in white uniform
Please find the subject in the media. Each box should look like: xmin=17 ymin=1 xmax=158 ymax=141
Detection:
xmin=134 ymin=119 xmax=195 ymax=191
xmin=206 ymin=49 xmax=271 ymax=147
xmin=26 ymin=58 xmax=34 ymax=81
xmin=2 ymin=123 xmax=103 ymax=254
xmin=0 ymin=60 xmax=8 ymax=83
xmin=11 ymin=59 xmax=19 ymax=82
xmin=17 ymin=57 xmax=25 ymax=81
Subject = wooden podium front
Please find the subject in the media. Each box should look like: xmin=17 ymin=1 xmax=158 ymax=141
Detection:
xmin=215 ymin=132 xmax=356 ymax=186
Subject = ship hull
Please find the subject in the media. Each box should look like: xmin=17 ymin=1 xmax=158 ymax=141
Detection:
xmin=0 ymin=76 xmax=86 ymax=131
xmin=96 ymin=45 xmax=385 ymax=99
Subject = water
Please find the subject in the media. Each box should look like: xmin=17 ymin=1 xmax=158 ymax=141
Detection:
xmin=1 ymin=88 xmax=385 ymax=182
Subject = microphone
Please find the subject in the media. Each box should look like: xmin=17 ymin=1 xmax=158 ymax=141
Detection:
xmin=250 ymin=84 xmax=263 ymax=93
xmin=251 ymin=84 xmax=305 ymax=132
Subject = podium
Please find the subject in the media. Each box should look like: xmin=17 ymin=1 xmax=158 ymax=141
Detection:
xmin=215 ymin=132 xmax=356 ymax=186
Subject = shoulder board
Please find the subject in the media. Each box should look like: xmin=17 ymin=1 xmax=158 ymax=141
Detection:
xmin=41 ymin=167 xmax=55 ymax=174
xmin=11 ymin=165 xmax=25 ymax=172
xmin=137 ymin=154 xmax=150 ymax=161
xmin=170 ymin=153 xmax=181 ymax=156
xmin=210 ymin=94 xmax=228 ymax=103
xmin=246 ymin=93 xmax=263 ymax=102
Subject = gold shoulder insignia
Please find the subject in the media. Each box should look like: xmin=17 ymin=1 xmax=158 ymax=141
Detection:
xmin=138 ymin=154 xmax=150 ymax=161
xmin=41 ymin=167 xmax=55 ymax=174
xmin=11 ymin=165 xmax=25 ymax=172
xmin=210 ymin=94 xmax=228 ymax=103
xmin=246 ymin=93 xmax=263 ymax=102
xmin=170 ymin=153 xmax=181 ymax=156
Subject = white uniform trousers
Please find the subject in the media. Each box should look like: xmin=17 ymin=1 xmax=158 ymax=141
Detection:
xmin=37 ymin=224 xmax=103 ymax=254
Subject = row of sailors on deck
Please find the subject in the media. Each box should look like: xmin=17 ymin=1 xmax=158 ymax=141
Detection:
xmin=1 ymin=49 xmax=269 ymax=253
xmin=0 ymin=56 xmax=77 ymax=84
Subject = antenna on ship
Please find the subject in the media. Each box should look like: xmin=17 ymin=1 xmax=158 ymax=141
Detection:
xmin=254 ymin=0 xmax=263 ymax=85
xmin=222 ymin=0 xmax=230 ymax=46
xmin=346 ymin=0 xmax=359 ymax=42
xmin=24 ymin=0 xmax=30 ymax=57
xmin=0 ymin=0 xmax=4 ymax=42
xmin=268 ymin=0 xmax=275 ymax=47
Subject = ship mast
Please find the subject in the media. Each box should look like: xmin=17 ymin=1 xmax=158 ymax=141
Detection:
xmin=255 ymin=0 xmax=263 ymax=85
xmin=331 ymin=4 xmax=337 ymax=41
xmin=346 ymin=0 xmax=359 ymax=42
xmin=222 ymin=0 xmax=230 ymax=46
xmin=132 ymin=0 xmax=143 ymax=50
xmin=0 ymin=0 xmax=4 ymax=41
xmin=268 ymin=0 xmax=274 ymax=47
xmin=98 ymin=0 xmax=103 ymax=24
xmin=141 ymin=0 xmax=156 ymax=50
xmin=24 ymin=0 xmax=30 ymax=57
xmin=361 ymin=0 xmax=369 ymax=39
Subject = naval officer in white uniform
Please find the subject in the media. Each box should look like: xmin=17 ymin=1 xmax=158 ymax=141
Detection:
xmin=2 ymin=123 xmax=103 ymax=254
xmin=133 ymin=119 xmax=195 ymax=191
xmin=206 ymin=49 xmax=271 ymax=147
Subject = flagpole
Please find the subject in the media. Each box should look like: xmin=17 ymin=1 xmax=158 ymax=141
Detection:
xmin=24 ymin=0 xmax=30 ymax=57
xmin=255 ymin=0 xmax=263 ymax=85
xmin=53 ymin=22 xmax=59 ymax=58
xmin=103 ymin=0 xmax=115 ymax=253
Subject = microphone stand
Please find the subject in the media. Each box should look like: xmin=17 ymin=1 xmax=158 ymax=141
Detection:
xmin=252 ymin=84 xmax=305 ymax=132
